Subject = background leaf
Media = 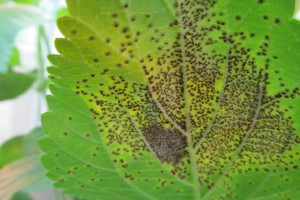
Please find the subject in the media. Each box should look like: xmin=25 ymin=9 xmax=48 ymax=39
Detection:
xmin=0 ymin=0 xmax=39 ymax=5
xmin=0 ymin=3 xmax=44 ymax=73
xmin=0 ymin=72 xmax=35 ymax=101
xmin=294 ymin=0 xmax=300 ymax=20
xmin=41 ymin=0 xmax=300 ymax=200
xmin=0 ymin=136 xmax=24 ymax=168
xmin=8 ymin=47 xmax=21 ymax=69
xmin=0 ymin=128 xmax=52 ymax=200
xmin=11 ymin=191 xmax=33 ymax=200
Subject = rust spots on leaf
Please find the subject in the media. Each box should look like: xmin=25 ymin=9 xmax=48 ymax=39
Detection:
xmin=143 ymin=124 xmax=187 ymax=164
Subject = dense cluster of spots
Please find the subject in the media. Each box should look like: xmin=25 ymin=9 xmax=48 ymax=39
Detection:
xmin=51 ymin=0 xmax=300 ymax=197
xmin=137 ymin=0 xmax=300 ymax=191
xmin=143 ymin=124 xmax=187 ymax=163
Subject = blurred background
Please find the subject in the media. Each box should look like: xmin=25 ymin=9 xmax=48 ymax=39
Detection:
xmin=0 ymin=0 xmax=65 ymax=144
xmin=0 ymin=0 xmax=73 ymax=199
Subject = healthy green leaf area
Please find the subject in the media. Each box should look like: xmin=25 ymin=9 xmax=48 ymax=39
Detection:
xmin=41 ymin=1 xmax=300 ymax=200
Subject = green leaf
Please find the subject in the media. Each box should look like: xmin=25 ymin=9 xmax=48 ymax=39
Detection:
xmin=56 ymin=7 xmax=69 ymax=18
xmin=0 ymin=0 xmax=39 ymax=4
xmin=42 ymin=0 xmax=300 ymax=199
xmin=0 ymin=136 xmax=24 ymax=168
xmin=0 ymin=3 xmax=44 ymax=73
xmin=0 ymin=128 xmax=52 ymax=200
xmin=0 ymin=72 xmax=35 ymax=101
xmin=11 ymin=191 xmax=33 ymax=200
xmin=294 ymin=0 xmax=300 ymax=20
xmin=0 ymin=128 xmax=45 ymax=168
xmin=8 ymin=47 xmax=21 ymax=69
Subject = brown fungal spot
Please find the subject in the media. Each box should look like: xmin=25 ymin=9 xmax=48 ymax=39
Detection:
xmin=70 ymin=30 xmax=77 ymax=35
xmin=275 ymin=18 xmax=281 ymax=24
xmin=263 ymin=15 xmax=269 ymax=20
xmin=143 ymin=124 xmax=187 ymax=163
xmin=89 ymin=36 xmax=95 ymax=41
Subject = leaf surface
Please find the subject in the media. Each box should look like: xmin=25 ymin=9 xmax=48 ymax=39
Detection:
xmin=42 ymin=0 xmax=300 ymax=199
xmin=0 ymin=136 xmax=24 ymax=168
xmin=11 ymin=191 xmax=33 ymax=200
xmin=0 ymin=72 xmax=35 ymax=101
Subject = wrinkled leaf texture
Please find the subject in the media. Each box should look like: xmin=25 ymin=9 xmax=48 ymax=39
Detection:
xmin=41 ymin=0 xmax=300 ymax=200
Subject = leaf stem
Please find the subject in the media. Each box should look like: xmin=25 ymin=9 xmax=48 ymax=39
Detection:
xmin=36 ymin=25 xmax=49 ymax=123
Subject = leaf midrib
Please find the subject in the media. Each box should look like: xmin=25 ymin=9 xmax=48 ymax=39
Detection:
xmin=114 ymin=1 xmax=202 ymax=199
xmin=117 ymin=0 xmax=194 ymax=188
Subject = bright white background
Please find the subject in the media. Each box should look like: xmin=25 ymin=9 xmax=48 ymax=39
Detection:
xmin=0 ymin=0 xmax=65 ymax=145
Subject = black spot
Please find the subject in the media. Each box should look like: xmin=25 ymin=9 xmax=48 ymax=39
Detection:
xmin=275 ymin=18 xmax=281 ymax=24
xmin=235 ymin=16 xmax=241 ymax=21
xmin=114 ymin=22 xmax=119 ymax=28
xmin=130 ymin=16 xmax=136 ymax=22
xmin=122 ymin=27 xmax=129 ymax=33
xmin=263 ymin=15 xmax=269 ymax=20
xmin=70 ymin=30 xmax=77 ymax=35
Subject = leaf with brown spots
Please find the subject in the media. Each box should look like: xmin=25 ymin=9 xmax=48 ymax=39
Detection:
xmin=41 ymin=0 xmax=300 ymax=199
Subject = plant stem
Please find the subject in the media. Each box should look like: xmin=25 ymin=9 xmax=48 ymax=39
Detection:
xmin=36 ymin=25 xmax=50 ymax=124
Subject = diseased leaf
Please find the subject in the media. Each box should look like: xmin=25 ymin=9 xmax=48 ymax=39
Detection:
xmin=41 ymin=0 xmax=300 ymax=199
